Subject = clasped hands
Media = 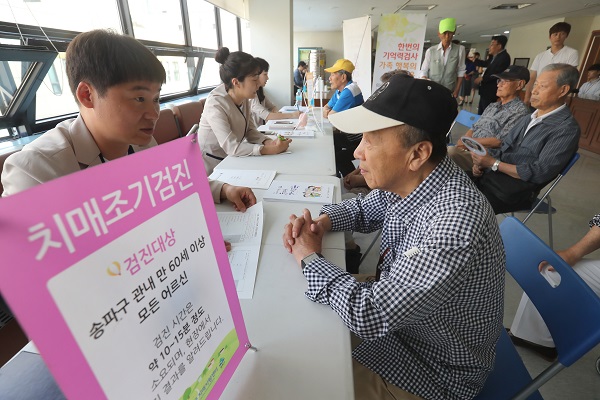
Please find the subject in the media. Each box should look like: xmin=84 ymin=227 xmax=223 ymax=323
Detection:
xmin=283 ymin=209 xmax=326 ymax=267
xmin=470 ymin=151 xmax=495 ymax=178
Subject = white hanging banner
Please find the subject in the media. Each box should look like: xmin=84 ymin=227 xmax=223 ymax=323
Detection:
xmin=343 ymin=16 xmax=372 ymax=99
xmin=372 ymin=13 xmax=427 ymax=92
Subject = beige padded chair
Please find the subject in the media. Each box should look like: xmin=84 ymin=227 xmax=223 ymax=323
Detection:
xmin=153 ymin=108 xmax=182 ymax=145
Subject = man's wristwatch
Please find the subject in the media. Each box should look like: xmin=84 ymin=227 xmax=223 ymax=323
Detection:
xmin=491 ymin=159 xmax=501 ymax=172
xmin=301 ymin=252 xmax=323 ymax=269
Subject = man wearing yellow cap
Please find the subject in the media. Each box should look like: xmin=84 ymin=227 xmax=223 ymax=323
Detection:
xmin=322 ymin=59 xmax=364 ymax=118
xmin=419 ymin=18 xmax=466 ymax=98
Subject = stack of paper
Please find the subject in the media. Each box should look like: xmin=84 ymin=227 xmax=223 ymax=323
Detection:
xmin=217 ymin=202 xmax=264 ymax=299
xmin=263 ymin=181 xmax=335 ymax=204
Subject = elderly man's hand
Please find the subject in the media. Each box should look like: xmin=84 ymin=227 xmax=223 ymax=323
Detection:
xmin=472 ymin=163 xmax=484 ymax=178
xmin=221 ymin=184 xmax=256 ymax=212
xmin=470 ymin=152 xmax=495 ymax=169
xmin=284 ymin=209 xmax=325 ymax=265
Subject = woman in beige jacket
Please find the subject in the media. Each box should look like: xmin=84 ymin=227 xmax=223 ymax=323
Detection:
xmin=198 ymin=48 xmax=291 ymax=175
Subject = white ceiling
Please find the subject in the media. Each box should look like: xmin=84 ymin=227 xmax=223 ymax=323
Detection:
xmin=293 ymin=0 xmax=600 ymax=44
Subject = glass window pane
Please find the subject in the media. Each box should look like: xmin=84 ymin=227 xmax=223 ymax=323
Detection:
xmin=0 ymin=0 xmax=121 ymax=32
xmin=240 ymin=19 xmax=251 ymax=53
xmin=157 ymin=55 xmax=197 ymax=96
xmin=188 ymin=0 xmax=218 ymax=49
xmin=1 ymin=60 xmax=38 ymax=117
xmin=219 ymin=9 xmax=239 ymax=51
xmin=128 ymin=0 xmax=185 ymax=45
xmin=0 ymin=128 xmax=11 ymax=139
xmin=34 ymin=52 xmax=78 ymax=120
xmin=198 ymin=57 xmax=221 ymax=89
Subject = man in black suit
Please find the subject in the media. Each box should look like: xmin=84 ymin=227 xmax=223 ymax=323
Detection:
xmin=474 ymin=35 xmax=510 ymax=114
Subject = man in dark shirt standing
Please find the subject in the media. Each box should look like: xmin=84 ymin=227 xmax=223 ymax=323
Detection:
xmin=474 ymin=35 xmax=511 ymax=114
xmin=294 ymin=61 xmax=307 ymax=92
xmin=471 ymin=63 xmax=580 ymax=213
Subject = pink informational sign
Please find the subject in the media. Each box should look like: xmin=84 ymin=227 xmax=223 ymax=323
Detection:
xmin=0 ymin=137 xmax=248 ymax=400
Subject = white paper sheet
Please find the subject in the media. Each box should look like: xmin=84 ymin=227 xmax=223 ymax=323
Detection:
xmin=209 ymin=169 xmax=277 ymax=189
xmin=217 ymin=202 xmax=264 ymax=299
xmin=263 ymin=181 xmax=335 ymax=204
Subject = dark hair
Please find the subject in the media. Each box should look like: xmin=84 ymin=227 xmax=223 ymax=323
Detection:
xmin=474 ymin=52 xmax=481 ymax=58
xmin=491 ymin=35 xmax=508 ymax=48
xmin=336 ymin=70 xmax=353 ymax=82
xmin=215 ymin=47 xmax=260 ymax=91
xmin=66 ymin=29 xmax=165 ymax=102
xmin=397 ymin=125 xmax=447 ymax=163
xmin=589 ymin=63 xmax=600 ymax=72
xmin=256 ymin=57 xmax=270 ymax=103
xmin=298 ymin=61 xmax=307 ymax=68
xmin=541 ymin=63 xmax=579 ymax=93
xmin=549 ymin=22 xmax=571 ymax=36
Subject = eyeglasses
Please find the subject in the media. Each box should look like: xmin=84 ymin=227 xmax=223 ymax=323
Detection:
xmin=497 ymin=78 xmax=517 ymax=85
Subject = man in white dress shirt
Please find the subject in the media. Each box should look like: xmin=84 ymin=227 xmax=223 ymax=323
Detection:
xmin=524 ymin=22 xmax=579 ymax=107
xmin=578 ymin=64 xmax=600 ymax=101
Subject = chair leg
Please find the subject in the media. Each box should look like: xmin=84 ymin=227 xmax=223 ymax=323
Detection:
xmin=513 ymin=362 xmax=565 ymax=400
xmin=547 ymin=196 xmax=553 ymax=249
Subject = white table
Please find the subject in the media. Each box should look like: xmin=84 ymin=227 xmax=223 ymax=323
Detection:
xmin=215 ymin=119 xmax=338 ymax=176
xmin=220 ymin=246 xmax=354 ymax=400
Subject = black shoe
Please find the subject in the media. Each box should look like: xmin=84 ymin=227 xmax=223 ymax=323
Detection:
xmin=506 ymin=329 xmax=558 ymax=362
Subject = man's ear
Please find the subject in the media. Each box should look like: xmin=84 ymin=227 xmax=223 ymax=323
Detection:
xmin=558 ymin=84 xmax=571 ymax=99
xmin=76 ymin=82 xmax=95 ymax=109
xmin=409 ymin=141 xmax=433 ymax=171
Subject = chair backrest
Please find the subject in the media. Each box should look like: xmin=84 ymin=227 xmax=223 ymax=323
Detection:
xmin=172 ymin=99 xmax=205 ymax=136
xmin=446 ymin=110 xmax=481 ymax=139
xmin=523 ymin=152 xmax=579 ymax=221
xmin=153 ymin=108 xmax=181 ymax=145
xmin=501 ymin=217 xmax=600 ymax=367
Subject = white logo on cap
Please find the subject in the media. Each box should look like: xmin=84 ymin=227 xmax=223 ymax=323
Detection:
xmin=427 ymin=86 xmax=432 ymax=90
xmin=368 ymin=81 xmax=390 ymax=101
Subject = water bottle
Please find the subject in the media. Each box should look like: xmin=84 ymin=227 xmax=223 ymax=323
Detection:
xmin=295 ymin=89 xmax=302 ymax=109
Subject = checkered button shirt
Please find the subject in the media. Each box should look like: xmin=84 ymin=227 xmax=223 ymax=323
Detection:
xmin=304 ymin=157 xmax=505 ymax=399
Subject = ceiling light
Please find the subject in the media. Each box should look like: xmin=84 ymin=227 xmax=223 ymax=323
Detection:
xmin=491 ymin=3 xmax=534 ymax=10
xmin=504 ymin=30 xmax=510 ymax=34
xmin=401 ymin=4 xmax=438 ymax=11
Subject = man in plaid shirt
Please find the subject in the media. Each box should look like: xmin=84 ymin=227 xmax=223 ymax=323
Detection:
xmin=283 ymin=75 xmax=505 ymax=399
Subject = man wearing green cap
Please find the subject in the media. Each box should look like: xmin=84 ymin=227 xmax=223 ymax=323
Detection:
xmin=419 ymin=17 xmax=466 ymax=98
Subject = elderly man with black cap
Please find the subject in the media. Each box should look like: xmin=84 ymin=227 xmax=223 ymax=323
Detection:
xmin=282 ymin=75 xmax=505 ymax=400
xmin=448 ymin=65 xmax=531 ymax=171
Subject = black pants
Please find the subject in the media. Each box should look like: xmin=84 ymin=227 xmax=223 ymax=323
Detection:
xmin=334 ymin=132 xmax=361 ymax=176
xmin=468 ymin=171 xmax=539 ymax=214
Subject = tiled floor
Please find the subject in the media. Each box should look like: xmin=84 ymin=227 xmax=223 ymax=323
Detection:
xmin=352 ymin=101 xmax=600 ymax=398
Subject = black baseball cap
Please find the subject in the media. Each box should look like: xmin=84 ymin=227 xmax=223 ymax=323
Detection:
xmin=328 ymin=74 xmax=457 ymax=136
xmin=492 ymin=65 xmax=530 ymax=83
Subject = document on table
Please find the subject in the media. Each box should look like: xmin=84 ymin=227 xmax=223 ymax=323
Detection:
xmin=279 ymin=105 xmax=308 ymax=113
xmin=217 ymin=202 xmax=264 ymax=299
xmin=209 ymin=169 xmax=276 ymax=189
xmin=263 ymin=181 xmax=335 ymax=204
xmin=270 ymin=129 xmax=315 ymax=138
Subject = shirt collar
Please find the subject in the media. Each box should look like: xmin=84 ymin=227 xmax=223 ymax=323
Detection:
xmin=530 ymin=103 xmax=566 ymax=122
xmin=386 ymin=157 xmax=457 ymax=219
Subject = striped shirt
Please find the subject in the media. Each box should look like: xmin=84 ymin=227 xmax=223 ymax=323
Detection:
xmin=304 ymin=157 xmax=505 ymax=399
xmin=489 ymin=105 xmax=580 ymax=184
xmin=471 ymin=97 xmax=530 ymax=141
